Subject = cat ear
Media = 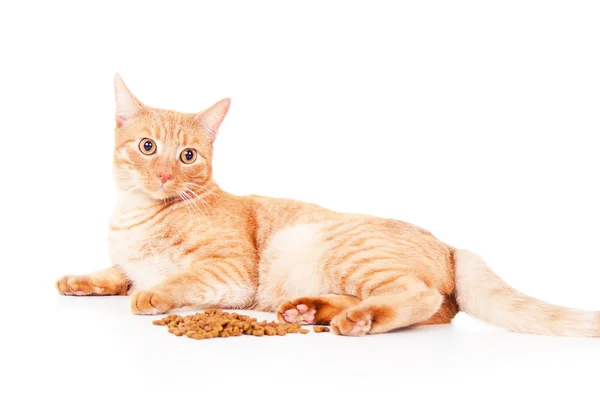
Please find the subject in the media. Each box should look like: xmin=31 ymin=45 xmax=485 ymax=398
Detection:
xmin=195 ymin=98 xmax=231 ymax=143
xmin=114 ymin=73 xmax=143 ymax=126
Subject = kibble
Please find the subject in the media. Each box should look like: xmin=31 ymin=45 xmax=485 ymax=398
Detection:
xmin=152 ymin=309 xmax=325 ymax=340
xmin=313 ymin=326 xmax=330 ymax=333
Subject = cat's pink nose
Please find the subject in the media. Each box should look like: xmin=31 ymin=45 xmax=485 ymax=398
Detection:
xmin=157 ymin=172 xmax=173 ymax=184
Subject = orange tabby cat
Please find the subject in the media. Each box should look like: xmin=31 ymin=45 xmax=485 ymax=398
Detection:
xmin=55 ymin=74 xmax=600 ymax=336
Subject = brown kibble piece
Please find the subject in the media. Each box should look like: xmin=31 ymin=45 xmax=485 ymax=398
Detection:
xmin=299 ymin=329 xmax=309 ymax=334
xmin=313 ymin=326 xmax=331 ymax=333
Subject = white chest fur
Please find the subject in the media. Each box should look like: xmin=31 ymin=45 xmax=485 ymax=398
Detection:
xmin=108 ymin=192 xmax=183 ymax=291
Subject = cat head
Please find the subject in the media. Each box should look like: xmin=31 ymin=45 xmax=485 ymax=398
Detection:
xmin=112 ymin=74 xmax=230 ymax=201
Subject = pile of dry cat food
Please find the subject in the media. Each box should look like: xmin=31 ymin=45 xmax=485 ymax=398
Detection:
xmin=153 ymin=309 xmax=330 ymax=340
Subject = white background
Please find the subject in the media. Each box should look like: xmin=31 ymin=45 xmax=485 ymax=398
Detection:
xmin=1 ymin=1 xmax=599 ymax=400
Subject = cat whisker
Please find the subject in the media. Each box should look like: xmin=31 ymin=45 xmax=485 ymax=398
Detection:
xmin=183 ymin=187 xmax=215 ymax=223
xmin=180 ymin=191 xmax=211 ymax=229
xmin=182 ymin=188 xmax=212 ymax=229
xmin=184 ymin=187 xmax=213 ymax=212
xmin=178 ymin=193 xmax=196 ymax=224
xmin=186 ymin=182 xmax=222 ymax=200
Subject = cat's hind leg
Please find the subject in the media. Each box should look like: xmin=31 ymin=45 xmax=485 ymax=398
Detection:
xmin=330 ymin=277 xmax=443 ymax=336
xmin=56 ymin=266 xmax=130 ymax=296
xmin=277 ymin=295 xmax=360 ymax=325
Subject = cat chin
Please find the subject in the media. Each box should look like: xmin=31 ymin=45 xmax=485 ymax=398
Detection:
xmin=140 ymin=186 xmax=177 ymax=201
xmin=151 ymin=192 xmax=175 ymax=201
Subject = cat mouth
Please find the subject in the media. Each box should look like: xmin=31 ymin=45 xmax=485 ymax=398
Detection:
xmin=144 ymin=184 xmax=173 ymax=200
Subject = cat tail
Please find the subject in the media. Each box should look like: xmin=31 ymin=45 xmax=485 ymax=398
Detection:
xmin=453 ymin=249 xmax=600 ymax=337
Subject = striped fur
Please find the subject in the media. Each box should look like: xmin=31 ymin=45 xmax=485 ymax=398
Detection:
xmin=455 ymin=250 xmax=600 ymax=337
xmin=55 ymin=75 xmax=600 ymax=337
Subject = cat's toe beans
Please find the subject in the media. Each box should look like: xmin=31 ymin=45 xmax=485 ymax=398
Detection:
xmin=301 ymin=309 xmax=317 ymax=324
xmin=280 ymin=305 xmax=317 ymax=324
xmin=278 ymin=298 xmax=326 ymax=325
xmin=277 ymin=302 xmax=297 ymax=322
xmin=282 ymin=308 xmax=298 ymax=323
xmin=331 ymin=312 xmax=372 ymax=336
xmin=284 ymin=308 xmax=298 ymax=318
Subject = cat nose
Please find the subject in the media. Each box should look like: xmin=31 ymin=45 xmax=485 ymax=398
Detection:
xmin=157 ymin=172 xmax=173 ymax=184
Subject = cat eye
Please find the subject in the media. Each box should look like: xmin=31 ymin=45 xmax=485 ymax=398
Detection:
xmin=139 ymin=138 xmax=157 ymax=155
xmin=180 ymin=148 xmax=198 ymax=164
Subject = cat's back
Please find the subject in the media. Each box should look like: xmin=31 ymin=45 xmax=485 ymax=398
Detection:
xmin=248 ymin=193 xmax=452 ymax=279
xmin=249 ymin=194 xmax=455 ymax=310
xmin=248 ymin=193 xmax=444 ymax=248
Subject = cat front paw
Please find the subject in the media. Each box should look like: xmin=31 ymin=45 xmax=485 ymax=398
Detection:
xmin=130 ymin=289 xmax=175 ymax=315
xmin=56 ymin=275 xmax=107 ymax=296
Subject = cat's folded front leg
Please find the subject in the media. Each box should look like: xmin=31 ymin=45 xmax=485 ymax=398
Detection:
xmin=56 ymin=265 xmax=130 ymax=296
xmin=130 ymin=260 xmax=255 ymax=315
